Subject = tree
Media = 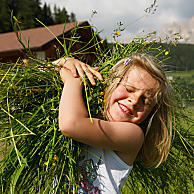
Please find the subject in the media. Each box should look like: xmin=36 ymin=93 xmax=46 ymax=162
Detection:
xmin=70 ymin=12 xmax=76 ymax=22
xmin=0 ymin=0 xmax=77 ymax=33
xmin=54 ymin=5 xmax=70 ymax=24
xmin=0 ymin=0 xmax=12 ymax=32
xmin=38 ymin=3 xmax=54 ymax=26
xmin=15 ymin=0 xmax=37 ymax=29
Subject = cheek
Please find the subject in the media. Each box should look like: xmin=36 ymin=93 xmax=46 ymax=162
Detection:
xmin=109 ymin=86 xmax=127 ymax=103
xmin=145 ymin=107 xmax=153 ymax=115
xmin=136 ymin=113 xmax=148 ymax=124
xmin=138 ymin=107 xmax=153 ymax=122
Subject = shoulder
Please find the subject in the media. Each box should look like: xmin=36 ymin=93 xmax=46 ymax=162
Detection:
xmin=95 ymin=119 xmax=144 ymax=154
xmin=109 ymin=121 xmax=144 ymax=152
xmin=110 ymin=122 xmax=144 ymax=165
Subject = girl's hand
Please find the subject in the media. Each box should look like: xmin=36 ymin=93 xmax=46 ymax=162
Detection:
xmin=53 ymin=58 xmax=103 ymax=86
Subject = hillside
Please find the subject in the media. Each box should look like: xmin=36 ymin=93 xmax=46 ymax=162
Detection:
xmin=107 ymin=42 xmax=194 ymax=71
xmin=163 ymin=43 xmax=194 ymax=71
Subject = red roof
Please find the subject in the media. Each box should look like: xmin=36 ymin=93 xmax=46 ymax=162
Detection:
xmin=0 ymin=21 xmax=86 ymax=53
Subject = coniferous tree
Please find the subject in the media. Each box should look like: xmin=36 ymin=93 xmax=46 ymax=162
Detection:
xmin=0 ymin=0 xmax=12 ymax=32
xmin=15 ymin=0 xmax=38 ymax=29
xmin=54 ymin=5 xmax=70 ymax=24
xmin=70 ymin=12 xmax=77 ymax=22
xmin=0 ymin=0 xmax=76 ymax=33
xmin=39 ymin=3 xmax=54 ymax=26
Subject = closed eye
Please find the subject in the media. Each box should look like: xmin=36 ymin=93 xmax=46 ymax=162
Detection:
xmin=121 ymin=82 xmax=134 ymax=92
xmin=126 ymin=87 xmax=133 ymax=93
xmin=124 ymin=85 xmax=134 ymax=93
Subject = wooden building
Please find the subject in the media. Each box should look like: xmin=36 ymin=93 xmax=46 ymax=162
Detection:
xmin=0 ymin=21 xmax=102 ymax=64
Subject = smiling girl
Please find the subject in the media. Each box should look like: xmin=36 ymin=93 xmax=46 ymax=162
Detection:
xmin=55 ymin=53 xmax=174 ymax=193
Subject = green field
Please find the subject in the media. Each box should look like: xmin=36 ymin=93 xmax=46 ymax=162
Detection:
xmin=1 ymin=40 xmax=193 ymax=193
xmin=167 ymin=70 xmax=194 ymax=111
xmin=167 ymin=70 xmax=194 ymax=82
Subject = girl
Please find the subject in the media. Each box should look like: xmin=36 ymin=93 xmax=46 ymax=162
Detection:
xmin=55 ymin=53 xmax=174 ymax=193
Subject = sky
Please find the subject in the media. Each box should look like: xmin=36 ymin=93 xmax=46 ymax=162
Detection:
xmin=40 ymin=0 xmax=194 ymax=42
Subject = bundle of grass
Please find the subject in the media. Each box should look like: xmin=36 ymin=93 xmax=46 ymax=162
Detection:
xmin=0 ymin=23 xmax=193 ymax=193
xmin=0 ymin=60 xmax=83 ymax=192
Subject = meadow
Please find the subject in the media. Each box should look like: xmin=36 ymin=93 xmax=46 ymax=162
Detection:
xmin=168 ymin=70 xmax=194 ymax=115
xmin=0 ymin=21 xmax=193 ymax=193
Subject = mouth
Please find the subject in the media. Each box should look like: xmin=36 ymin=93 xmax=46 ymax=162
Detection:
xmin=118 ymin=102 xmax=134 ymax=117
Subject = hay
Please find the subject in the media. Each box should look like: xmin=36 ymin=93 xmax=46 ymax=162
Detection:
xmin=0 ymin=25 xmax=193 ymax=193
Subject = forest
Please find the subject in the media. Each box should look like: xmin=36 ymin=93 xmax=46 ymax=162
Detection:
xmin=0 ymin=0 xmax=76 ymax=33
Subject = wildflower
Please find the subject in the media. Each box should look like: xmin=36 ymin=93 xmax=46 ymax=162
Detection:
xmin=98 ymin=99 xmax=103 ymax=104
xmin=52 ymin=163 xmax=56 ymax=166
xmin=165 ymin=51 xmax=169 ymax=55
xmin=44 ymin=161 xmax=48 ymax=166
xmin=114 ymin=31 xmax=120 ymax=36
xmin=13 ymin=16 xmax=22 ymax=23
xmin=23 ymin=59 xmax=29 ymax=64
xmin=101 ymin=40 xmax=104 ymax=44
xmin=66 ymin=174 xmax=71 ymax=182
xmin=92 ymin=10 xmax=97 ymax=15
xmin=53 ymin=155 xmax=59 ymax=161
xmin=100 ymin=92 xmax=104 ymax=95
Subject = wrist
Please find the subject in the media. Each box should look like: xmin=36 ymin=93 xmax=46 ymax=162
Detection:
xmin=63 ymin=76 xmax=83 ymax=88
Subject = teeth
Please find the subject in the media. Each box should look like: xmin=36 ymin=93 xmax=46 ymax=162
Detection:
xmin=119 ymin=104 xmax=131 ymax=115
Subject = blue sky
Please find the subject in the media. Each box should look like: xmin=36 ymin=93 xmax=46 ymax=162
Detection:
xmin=40 ymin=0 xmax=194 ymax=41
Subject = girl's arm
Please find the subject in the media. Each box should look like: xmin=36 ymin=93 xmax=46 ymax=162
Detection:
xmin=57 ymin=58 xmax=144 ymax=159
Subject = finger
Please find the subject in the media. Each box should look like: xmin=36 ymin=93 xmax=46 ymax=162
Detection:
xmin=85 ymin=70 xmax=96 ymax=86
xmin=87 ymin=65 xmax=103 ymax=81
xmin=81 ymin=64 xmax=97 ymax=85
xmin=52 ymin=58 xmax=64 ymax=67
xmin=75 ymin=63 xmax=86 ymax=79
xmin=69 ymin=64 xmax=78 ymax=78
xmin=76 ymin=63 xmax=96 ymax=86
xmin=92 ymin=67 xmax=99 ymax=71
xmin=57 ymin=58 xmax=78 ymax=77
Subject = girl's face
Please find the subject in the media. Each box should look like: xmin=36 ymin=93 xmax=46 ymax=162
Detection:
xmin=107 ymin=66 xmax=158 ymax=124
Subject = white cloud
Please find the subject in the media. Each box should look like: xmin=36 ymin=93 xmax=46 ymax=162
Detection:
xmin=41 ymin=0 xmax=194 ymax=42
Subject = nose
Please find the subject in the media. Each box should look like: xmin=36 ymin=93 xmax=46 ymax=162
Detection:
xmin=127 ymin=93 xmax=142 ymax=107
xmin=128 ymin=98 xmax=138 ymax=107
xmin=127 ymin=97 xmax=140 ymax=116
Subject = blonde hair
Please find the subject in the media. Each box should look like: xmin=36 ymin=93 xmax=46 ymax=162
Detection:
xmin=104 ymin=53 xmax=175 ymax=167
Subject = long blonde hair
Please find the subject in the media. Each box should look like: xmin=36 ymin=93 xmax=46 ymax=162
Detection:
xmin=104 ymin=53 xmax=175 ymax=167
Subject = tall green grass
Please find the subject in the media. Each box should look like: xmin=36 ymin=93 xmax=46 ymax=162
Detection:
xmin=0 ymin=19 xmax=193 ymax=193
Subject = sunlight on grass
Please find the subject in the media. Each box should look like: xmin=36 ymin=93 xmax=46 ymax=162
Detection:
xmin=0 ymin=16 xmax=193 ymax=193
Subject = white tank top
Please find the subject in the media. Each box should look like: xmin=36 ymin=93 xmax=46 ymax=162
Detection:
xmin=77 ymin=146 xmax=133 ymax=193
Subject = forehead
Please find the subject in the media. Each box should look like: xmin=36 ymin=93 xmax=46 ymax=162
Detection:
xmin=123 ymin=66 xmax=158 ymax=93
